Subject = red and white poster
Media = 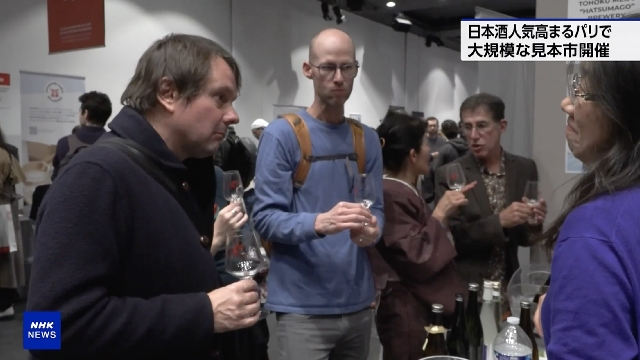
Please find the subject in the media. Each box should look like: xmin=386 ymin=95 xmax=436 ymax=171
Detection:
xmin=47 ymin=0 xmax=105 ymax=53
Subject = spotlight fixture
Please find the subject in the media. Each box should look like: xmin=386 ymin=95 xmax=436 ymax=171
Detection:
xmin=392 ymin=14 xmax=412 ymax=33
xmin=386 ymin=1 xmax=396 ymax=7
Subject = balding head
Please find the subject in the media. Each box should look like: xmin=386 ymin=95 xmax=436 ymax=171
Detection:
xmin=309 ymin=29 xmax=355 ymax=63
xmin=303 ymin=29 xmax=358 ymax=109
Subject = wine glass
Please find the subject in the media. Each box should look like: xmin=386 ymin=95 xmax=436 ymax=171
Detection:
xmin=222 ymin=170 xmax=244 ymax=202
xmin=446 ymin=163 xmax=466 ymax=191
xmin=225 ymin=230 xmax=269 ymax=319
xmin=524 ymin=181 xmax=539 ymax=206
xmin=254 ymin=242 xmax=270 ymax=320
xmin=354 ymin=173 xmax=376 ymax=209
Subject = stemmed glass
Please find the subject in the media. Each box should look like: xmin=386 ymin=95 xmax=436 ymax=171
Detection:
xmin=225 ymin=230 xmax=270 ymax=319
xmin=222 ymin=170 xmax=244 ymax=203
xmin=354 ymin=173 xmax=376 ymax=209
xmin=524 ymin=180 xmax=539 ymax=206
xmin=222 ymin=170 xmax=270 ymax=319
xmin=345 ymin=157 xmax=376 ymax=208
xmin=446 ymin=163 xmax=466 ymax=191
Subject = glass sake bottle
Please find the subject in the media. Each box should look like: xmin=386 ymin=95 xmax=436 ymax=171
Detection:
xmin=423 ymin=304 xmax=449 ymax=356
xmin=466 ymin=283 xmax=484 ymax=360
xmin=447 ymin=294 xmax=470 ymax=357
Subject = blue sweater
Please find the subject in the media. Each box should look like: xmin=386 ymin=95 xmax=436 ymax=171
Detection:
xmin=541 ymin=186 xmax=640 ymax=360
xmin=252 ymin=111 xmax=385 ymax=315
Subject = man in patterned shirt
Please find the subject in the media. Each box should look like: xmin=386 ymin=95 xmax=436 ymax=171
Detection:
xmin=434 ymin=93 xmax=547 ymax=301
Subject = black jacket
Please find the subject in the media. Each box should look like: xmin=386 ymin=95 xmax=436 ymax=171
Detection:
xmin=433 ymin=137 xmax=468 ymax=169
xmin=27 ymin=107 xmax=223 ymax=360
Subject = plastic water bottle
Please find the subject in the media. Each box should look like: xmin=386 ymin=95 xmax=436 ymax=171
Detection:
xmin=493 ymin=317 xmax=533 ymax=360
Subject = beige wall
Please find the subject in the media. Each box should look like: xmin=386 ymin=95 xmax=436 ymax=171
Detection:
xmin=531 ymin=0 xmax=577 ymax=263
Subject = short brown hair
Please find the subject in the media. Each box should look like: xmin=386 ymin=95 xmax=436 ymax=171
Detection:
xmin=460 ymin=93 xmax=505 ymax=122
xmin=121 ymin=34 xmax=241 ymax=113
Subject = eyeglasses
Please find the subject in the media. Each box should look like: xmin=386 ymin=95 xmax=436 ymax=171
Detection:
xmin=309 ymin=62 xmax=359 ymax=79
xmin=567 ymin=61 xmax=599 ymax=103
xmin=460 ymin=121 xmax=496 ymax=136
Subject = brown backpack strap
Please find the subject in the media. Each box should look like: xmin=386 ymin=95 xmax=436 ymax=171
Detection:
xmin=346 ymin=118 xmax=366 ymax=174
xmin=282 ymin=113 xmax=312 ymax=188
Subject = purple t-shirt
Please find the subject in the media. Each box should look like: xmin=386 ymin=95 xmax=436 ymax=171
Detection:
xmin=542 ymin=186 xmax=640 ymax=359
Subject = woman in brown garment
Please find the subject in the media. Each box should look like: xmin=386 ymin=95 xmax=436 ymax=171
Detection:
xmin=370 ymin=110 xmax=475 ymax=360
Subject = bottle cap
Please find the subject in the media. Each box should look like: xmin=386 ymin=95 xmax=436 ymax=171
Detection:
xmin=507 ymin=317 xmax=520 ymax=325
xmin=432 ymin=304 xmax=444 ymax=313
xmin=469 ymin=283 xmax=479 ymax=291
xmin=493 ymin=281 xmax=501 ymax=290
xmin=483 ymin=280 xmax=493 ymax=288
xmin=455 ymin=294 xmax=464 ymax=302
xmin=520 ymin=301 xmax=531 ymax=309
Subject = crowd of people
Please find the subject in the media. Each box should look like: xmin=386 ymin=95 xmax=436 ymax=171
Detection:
xmin=1 ymin=18 xmax=639 ymax=360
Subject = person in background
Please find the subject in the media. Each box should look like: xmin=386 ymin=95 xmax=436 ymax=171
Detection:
xmin=27 ymin=34 xmax=259 ymax=359
xmin=425 ymin=116 xmax=447 ymax=156
xmin=52 ymin=91 xmax=112 ymax=171
xmin=214 ymin=125 xmax=240 ymax=169
xmin=251 ymin=119 xmax=269 ymax=141
xmin=420 ymin=116 xmax=447 ymax=206
xmin=211 ymin=137 xmax=269 ymax=360
xmin=371 ymin=111 xmax=472 ymax=360
xmin=534 ymin=60 xmax=640 ymax=360
xmin=433 ymin=119 xmax=468 ymax=169
xmin=32 ymin=124 xmax=84 ymax=220
xmin=252 ymin=28 xmax=383 ymax=360
xmin=320 ymin=0 xmax=345 ymax=25
xmin=0 ymin=126 xmax=26 ymax=319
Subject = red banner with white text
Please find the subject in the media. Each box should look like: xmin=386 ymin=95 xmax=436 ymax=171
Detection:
xmin=47 ymin=0 xmax=105 ymax=53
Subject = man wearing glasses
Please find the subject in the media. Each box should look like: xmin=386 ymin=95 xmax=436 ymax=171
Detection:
xmin=252 ymin=29 xmax=384 ymax=360
xmin=434 ymin=93 xmax=547 ymax=300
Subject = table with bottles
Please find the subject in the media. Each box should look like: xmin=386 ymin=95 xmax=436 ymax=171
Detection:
xmin=422 ymin=280 xmax=545 ymax=360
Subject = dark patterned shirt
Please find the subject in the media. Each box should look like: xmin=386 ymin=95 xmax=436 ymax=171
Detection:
xmin=478 ymin=153 xmax=507 ymax=284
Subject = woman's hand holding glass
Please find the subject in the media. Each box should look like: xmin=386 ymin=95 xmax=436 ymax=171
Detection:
xmin=211 ymin=202 xmax=248 ymax=254
xmin=432 ymin=181 xmax=477 ymax=225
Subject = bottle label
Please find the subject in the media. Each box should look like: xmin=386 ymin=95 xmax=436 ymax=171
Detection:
xmin=494 ymin=352 xmax=532 ymax=360
xmin=483 ymin=343 xmax=494 ymax=360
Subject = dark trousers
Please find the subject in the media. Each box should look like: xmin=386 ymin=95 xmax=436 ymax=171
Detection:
xmin=321 ymin=2 xmax=342 ymax=18
xmin=0 ymin=287 xmax=17 ymax=311
xmin=220 ymin=319 xmax=269 ymax=360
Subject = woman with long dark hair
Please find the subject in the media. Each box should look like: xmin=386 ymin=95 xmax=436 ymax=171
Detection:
xmin=370 ymin=110 xmax=475 ymax=360
xmin=535 ymin=60 xmax=640 ymax=359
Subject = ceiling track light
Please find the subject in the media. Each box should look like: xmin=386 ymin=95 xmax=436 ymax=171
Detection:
xmin=392 ymin=14 xmax=412 ymax=33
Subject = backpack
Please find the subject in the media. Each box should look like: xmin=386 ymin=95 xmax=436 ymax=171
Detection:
xmin=51 ymin=134 xmax=91 ymax=181
xmin=281 ymin=113 xmax=366 ymax=188
xmin=260 ymin=113 xmax=366 ymax=255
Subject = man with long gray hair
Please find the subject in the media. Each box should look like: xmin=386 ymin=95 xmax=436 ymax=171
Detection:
xmin=27 ymin=34 xmax=258 ymax=359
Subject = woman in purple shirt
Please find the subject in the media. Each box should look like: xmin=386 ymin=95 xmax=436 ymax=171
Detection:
xmin=535 ymin=60 xmax=640 ymax=359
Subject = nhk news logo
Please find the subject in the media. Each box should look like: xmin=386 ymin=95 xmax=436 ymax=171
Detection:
xmin=23 ymin=311 xmax=61 ymax=350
